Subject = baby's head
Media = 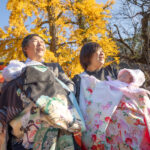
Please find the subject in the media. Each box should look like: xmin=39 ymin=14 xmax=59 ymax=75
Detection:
xmin=118 ymin=71 xmax=133 ymax=84
xmin=118 ymin=69 xmax=145 ymax=87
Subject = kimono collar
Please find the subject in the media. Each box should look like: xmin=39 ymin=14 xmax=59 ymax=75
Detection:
xmin=2 ymin=59 xmax=45 ymax=82
xmin=85 ymin=68 xmax=102 ymax=76
xmin=25 ymin=58 xmax=44 ymax=66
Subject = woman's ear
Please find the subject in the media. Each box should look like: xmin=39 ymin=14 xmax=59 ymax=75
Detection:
xmin=23 ymin=47 xmax=28 ymax=57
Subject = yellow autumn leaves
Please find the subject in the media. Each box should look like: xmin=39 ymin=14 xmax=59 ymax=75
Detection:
xmin=0 ymin=0 xmax=119 ymax=78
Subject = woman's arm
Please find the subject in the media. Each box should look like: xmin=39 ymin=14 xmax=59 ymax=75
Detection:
xmin=72 ymin=75 xmax=81 ymax=104
xmin=44 ymin=63 xmax=76 ymax=94
xmin=57 ymin=63 xmax=76 ymax=94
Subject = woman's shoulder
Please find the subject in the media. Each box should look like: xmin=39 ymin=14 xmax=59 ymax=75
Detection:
xmin=104 ymin=63 xmax=118 ymax=71
xmin=72 ymin=71 xmax=87 ymax=79
xmin=72 ymin=74 xmax=81 ymax=84
xmin=44 ymin=62 xmax=60 ymax=69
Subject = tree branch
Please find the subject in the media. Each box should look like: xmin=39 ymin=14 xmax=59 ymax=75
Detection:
xmin=114 ymin=24 xmax=135 ymax=55
xmin=37 ymin=21 xmax=49 ymax=27
xmin=102 ymin=1 xmax=114 ymax=10
xmin=64 ymin=21 xmax=77 ymax=24
xmin=56 ymin=11 xmax=63 ymax=20
xmin=58 ymin=41 xmax=76 ymax=47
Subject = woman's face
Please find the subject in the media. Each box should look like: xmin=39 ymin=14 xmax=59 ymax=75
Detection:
xmin=89 ymin=48 xmax=105 ymax=70
xmin=26 ymin=36 xmax=46 ymax=61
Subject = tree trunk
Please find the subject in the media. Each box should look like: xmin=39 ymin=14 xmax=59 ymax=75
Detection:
xmin=47 ymin=0 xmax=57 ymax=53
xmin=141 ymin=13 xmax=150 ymax=65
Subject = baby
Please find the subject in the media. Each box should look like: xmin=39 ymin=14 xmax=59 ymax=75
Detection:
xmin=1 ymin=60 xmax=85 ymax=149
xmin=79 ymin=68 xmax=150 ymax=149
xmin=107 ymin=68 xmax=150 ymax=99
xmin=118 ymin=69 xmax=134 ymax=84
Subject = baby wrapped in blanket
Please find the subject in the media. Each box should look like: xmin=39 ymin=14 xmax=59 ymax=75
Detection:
xmin=0 ymin=60 xmax=85 ymax=150
xmin=79 ymin=69 xmax=150 ymax=150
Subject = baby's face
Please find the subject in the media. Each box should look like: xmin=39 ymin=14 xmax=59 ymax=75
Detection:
xmin=118 ymin=71 xmax=133 ymax=84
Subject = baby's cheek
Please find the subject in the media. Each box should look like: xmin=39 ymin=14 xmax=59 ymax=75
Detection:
xmin=118 ymin=76 xmax=125 ymax=82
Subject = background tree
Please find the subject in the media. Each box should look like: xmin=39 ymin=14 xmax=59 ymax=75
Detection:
xmin=0 ymin=0 xmax=119 ymax=77
xmin=108 ymin=0 xmax=150 ymax=88
xmin=109 ymin=0 xmax=150 ymax=64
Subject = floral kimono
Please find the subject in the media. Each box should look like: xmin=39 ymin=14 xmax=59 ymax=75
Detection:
xmin=79 ymin=69 xmax=150 ymax=150
xmin=0 ymin=60 xmax=85 ymax=150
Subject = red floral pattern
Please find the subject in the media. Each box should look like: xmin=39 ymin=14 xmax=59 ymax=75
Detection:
xmin=82 ymin=95 xmax=150 ymax=149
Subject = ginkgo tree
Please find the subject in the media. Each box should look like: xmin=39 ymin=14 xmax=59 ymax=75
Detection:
xmin=0 ymin=0 xmax=119 ymax=78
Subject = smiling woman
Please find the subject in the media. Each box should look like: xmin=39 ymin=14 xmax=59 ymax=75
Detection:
xmin=22 ymin=34 xmax=46 ymax=62
xmin=80 ymin=42 xmax=105 ymax=71
xmin=73 ymin=42 xmax=150 ymax=150
xmin=0 ymin=34 xmax=80 ymax=150
xmin=73 ymin=42 xmax=118 ymax=102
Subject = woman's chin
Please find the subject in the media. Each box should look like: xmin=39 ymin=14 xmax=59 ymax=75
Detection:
xmin=97 ymin=63 xmax=104 ymax=69
xmin=99 ymin=61 xmax=105 ymax=65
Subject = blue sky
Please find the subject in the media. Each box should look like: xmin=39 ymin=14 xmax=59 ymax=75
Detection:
xmin=0 ymin=0 xmax=10 ymax=29
xmin=0 ymin=0 xmax=118 ymax=30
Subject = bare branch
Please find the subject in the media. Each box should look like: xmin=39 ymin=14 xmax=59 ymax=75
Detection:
xmin=114 ymin=24 xmax=135 ymax=55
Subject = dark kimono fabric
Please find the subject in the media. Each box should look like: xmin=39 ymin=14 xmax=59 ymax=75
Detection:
xmin=0 ymin=65 xmax=68 ymax=128
xmin=72 ymin=65 xmax=118 ymax=103
xmin=0 ymin=65 xmax=76 ymax=150
xmin=43 ymin=62 xmax=75 ymax=93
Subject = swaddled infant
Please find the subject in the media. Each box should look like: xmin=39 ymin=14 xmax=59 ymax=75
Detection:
xmin=107 ymin=68 xmax=150 ymax=98
xmin=80 ymin=68 xmax=150 ymax=149
xmin=2 ymin=60 xmax=81 ymax=133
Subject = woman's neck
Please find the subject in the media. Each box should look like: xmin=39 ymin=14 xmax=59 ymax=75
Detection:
xmin=86 ymin=65 xmax=103 ymax=72
xmin=27 ymin=57 xmax=44 ymax=62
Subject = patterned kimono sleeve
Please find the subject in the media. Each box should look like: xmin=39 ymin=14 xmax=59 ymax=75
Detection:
xmin=136 ymin=94 xmax=150 ymax=148
xmin=36 ymin=95 xmax=81 ymax=132
xmin=142 ymin=94 xmax=150 ymax=133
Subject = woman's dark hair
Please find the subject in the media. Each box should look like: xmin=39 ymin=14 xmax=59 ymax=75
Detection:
xmin=80 ymin=42 xmax=102 ymax=70
xmin=22 ymin=34 xmax=44 ymax=57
